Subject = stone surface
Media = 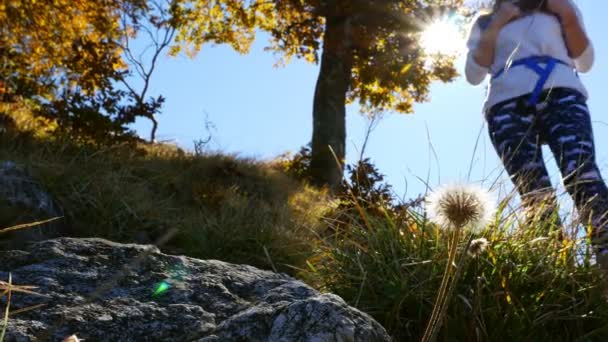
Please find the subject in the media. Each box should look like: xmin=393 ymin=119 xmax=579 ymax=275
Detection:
xmin=0 ymin=160 xmax=66 ymax=247
xmin=0 ymin=238 xmax=391 ymax=342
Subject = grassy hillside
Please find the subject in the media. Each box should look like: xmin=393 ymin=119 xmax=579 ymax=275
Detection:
xmin=2 ymin=100 xmax=608 ymax=341
xmin=0 ymin=100 xmax=330 ymax=273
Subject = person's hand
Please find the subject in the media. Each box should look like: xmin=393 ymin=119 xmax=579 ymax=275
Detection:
xmin=493 ymin=1 xmax=522 ymax=28
xmin=546 ymin=0 xmax=577 ymax=24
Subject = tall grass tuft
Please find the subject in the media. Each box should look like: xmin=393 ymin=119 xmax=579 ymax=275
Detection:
xmin=303 ymin=193 xmax=608 ymax=340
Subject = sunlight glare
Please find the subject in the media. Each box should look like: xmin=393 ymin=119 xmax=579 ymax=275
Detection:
xmin=420 ymin=19 xmax=464 ymax=56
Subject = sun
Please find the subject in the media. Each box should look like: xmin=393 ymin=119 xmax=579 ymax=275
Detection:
xmin=419 ymin=19 xmax=464 ymax=56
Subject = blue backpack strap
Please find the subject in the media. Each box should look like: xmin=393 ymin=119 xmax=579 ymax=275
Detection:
xmin=491 ymin=56 xmax=572 ymax=106
xmin=526 ymin=58 xmax=557 ymax=105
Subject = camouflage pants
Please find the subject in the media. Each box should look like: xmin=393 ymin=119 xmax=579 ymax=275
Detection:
xmin=486 ymin=87 xmax=608 ymax=250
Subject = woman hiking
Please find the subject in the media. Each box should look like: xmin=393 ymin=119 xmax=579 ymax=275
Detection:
xmin=464 ymin=0 xmax=608 ymax=268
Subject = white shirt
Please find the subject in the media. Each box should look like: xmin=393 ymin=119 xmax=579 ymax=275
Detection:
xmin=464 ymin=3 xmax=594 ymax=111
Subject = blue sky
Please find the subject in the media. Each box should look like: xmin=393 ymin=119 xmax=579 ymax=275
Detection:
xmin=132 ymin=0 xmax=606 ymax=205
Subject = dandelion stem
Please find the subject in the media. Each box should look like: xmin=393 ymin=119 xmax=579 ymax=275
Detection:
xmin=422 ymin=183 xmax=495 ymax=341
xmin=422 ymin=226 xmax=461 ymax=342
xmin=422 ymin=239 xmax=451 ymax=341
xmin=430 ymin=234 xmax=474 ymax=342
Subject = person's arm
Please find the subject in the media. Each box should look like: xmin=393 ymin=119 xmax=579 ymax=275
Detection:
xmin=547 ymin=0 xmax=594 ymax=72
xmin=465 ymin=3 xmax=521 ymax=85
xmin=464 ymin=20 xmax=488 ymax=85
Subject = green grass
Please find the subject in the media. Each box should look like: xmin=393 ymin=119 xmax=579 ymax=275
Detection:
xmin=2 ymin=100 xmax=608 ymax=341
xmin=301 ymin=198 xmax=608 ymax=341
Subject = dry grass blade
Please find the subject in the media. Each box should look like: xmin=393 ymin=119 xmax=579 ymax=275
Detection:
xmin=0 ymin=273 xmax=12 ymax=342
xmin=0 ymin=282 xmax=43 ymax=297
xmin=0 ymin=273 xmax=47 ymax=342
xmin=0 ymin=217 xmax=62 ymax=235
xmin=9 ymin=303 xmax=48 ymax=316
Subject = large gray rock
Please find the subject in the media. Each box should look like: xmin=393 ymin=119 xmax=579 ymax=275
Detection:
xmin=0 ymin=161 xmax=66 ymax=248
xmin=0 ymin=238 xmax=391 ymax=342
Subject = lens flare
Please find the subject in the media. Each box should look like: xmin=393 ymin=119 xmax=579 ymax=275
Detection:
xmin=420 ymin=19 xmax=464 ymax=56
xmin=151 ymin=264 xmax=189 ymax=297
xmin=152 ymin=281 xmax=171 ymax=296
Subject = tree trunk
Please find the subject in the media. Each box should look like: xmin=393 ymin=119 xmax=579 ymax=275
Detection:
xmin=150 ymin=114 xmax=158 ymax=143
xmin=310 ymin=15 xmax=353 ymax=191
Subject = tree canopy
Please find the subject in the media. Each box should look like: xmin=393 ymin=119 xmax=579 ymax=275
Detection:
xmin=1 ymin=0 xmax=176 ymax=142
xmin=171 ymin=0 xmax=462 ymax=113
xmin=170 ymin=0 xmax=465 ymax=188
xmin=272 ymin=1 xmax=461 ymax=111
xmin=2 ymin=0 xmax=465 ymax=182
xmin=1 ymin=0 xmax=140 ymax=97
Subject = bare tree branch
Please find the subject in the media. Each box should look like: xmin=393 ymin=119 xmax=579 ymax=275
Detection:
xmin=118 ymin=0 xmax=177 ymax=142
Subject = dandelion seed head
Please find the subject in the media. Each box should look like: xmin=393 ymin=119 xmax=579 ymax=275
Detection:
xmin=426 ymin=183 xmax=496 ymax=230
xmin=468 ymin=237 xmax=489 ymax=257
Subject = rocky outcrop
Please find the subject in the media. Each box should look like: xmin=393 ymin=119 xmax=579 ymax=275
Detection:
xmin=0 ymin=161 xmax=66 ymax=247
xmin=0 ymin=238 xmax=391 ymax=341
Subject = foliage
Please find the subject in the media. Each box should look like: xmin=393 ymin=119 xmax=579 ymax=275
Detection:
xmin=1 ymin=0 xmax=136 ymax=97
xmin=267 ymin=0 xmax=463 ymax=113
xmin=35 ymin=84 xmax=164 ymax=145
xmin=277 ymin=145 xmax=417 ymax=244
xmin=343 ymin=158 xmax=394 ymax=207
xmin=277 ymin=143 xmax=393 ymax=202
xmin=170 ymin=0 xmax=466 ymax=188
xmin=278 ymin=144 xmax=408 ymax=212
xmin=275 ymin=144 xmax=314 ymax=183
xmin=1 ymin=0 xmax=174 ymax=143
xmin=170 ymin=0 xmax=273 ymax=56
xmin=172 ymin=0 xmax=463 ymax=113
